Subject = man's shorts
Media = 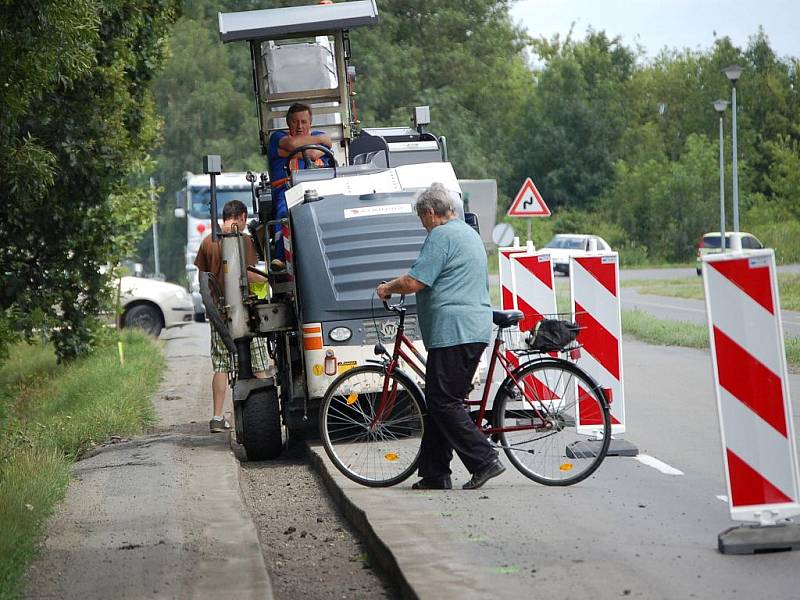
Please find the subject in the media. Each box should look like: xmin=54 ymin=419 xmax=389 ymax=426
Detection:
xmin=210 ymin=324 xmax=270 ymax=374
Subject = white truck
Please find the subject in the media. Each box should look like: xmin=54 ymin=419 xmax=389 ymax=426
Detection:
xmin=174 ymin=172 xmax=265 ymax=319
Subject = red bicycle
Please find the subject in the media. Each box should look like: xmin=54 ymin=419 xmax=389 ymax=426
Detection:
xmin=319 ymin=296 xmax=611 ymax=487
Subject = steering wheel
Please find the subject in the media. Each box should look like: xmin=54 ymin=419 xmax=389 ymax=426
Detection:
xmin=285 ymin=144 xmax=337 ymax=173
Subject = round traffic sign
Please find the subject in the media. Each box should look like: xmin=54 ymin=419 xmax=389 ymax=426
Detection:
xmin=492 ymin=223 xmax=515 ymax=246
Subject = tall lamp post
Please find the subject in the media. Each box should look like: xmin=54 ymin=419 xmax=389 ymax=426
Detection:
xmin=722 ymin=64 xmax=743 ymax=236
xmin=713 ymin=99 xmax=728 ymax=249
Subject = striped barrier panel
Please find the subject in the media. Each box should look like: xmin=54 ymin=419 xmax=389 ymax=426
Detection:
xmin=509 ymin=251 xmax=558 ymax=334
xmin=570 ymin=253 xmax=626 ymax=435
xmin=283 ymin=223 xmax=294 ymax=281
xmin=498 ymin=242 xmax=526 ymax=313
xmin=703 ymin=250 xmax=800 ymax=524
xmin=509 ymin=250 xmax=565 ymax=404
xmin=497 ymin=244 xmax=528 ymax=369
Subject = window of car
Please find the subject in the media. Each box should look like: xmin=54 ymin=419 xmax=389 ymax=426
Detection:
xmin=742 ymin=235 xmax=763 ymax=249
xmin=594 ymin=237 xmax=610 ymax=251
xmin=702 ymin=234 xmax=723 ymax=249
xmin=545 ymin=236 xmax=585 ymax=250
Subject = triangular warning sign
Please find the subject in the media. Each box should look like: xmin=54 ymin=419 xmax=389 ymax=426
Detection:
xmin=507 ymin=177 xmax=550 ymax=217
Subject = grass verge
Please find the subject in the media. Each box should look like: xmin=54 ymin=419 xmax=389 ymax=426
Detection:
xmin=622 ymin=273 xmax=800 ymax=311
xmin=0 ymin=331 xmax=164 ymax=600
xmin=622 ymin=308 xmax=800 ymax=369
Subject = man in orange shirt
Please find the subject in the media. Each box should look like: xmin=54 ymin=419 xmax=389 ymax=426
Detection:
xmin=195 ymin=200 xmax=271 ymax=432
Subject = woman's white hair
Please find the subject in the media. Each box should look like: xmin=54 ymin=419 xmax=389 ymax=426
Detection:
xmin=414 ymin=182 xmax=455 ymax=217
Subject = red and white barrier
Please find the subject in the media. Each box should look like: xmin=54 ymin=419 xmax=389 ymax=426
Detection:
xmin=497 ymin=243 xmax=557 ymax=366
xmin=703 ymin=250 xmax=800 ymax=525
xmin=510 ymin=251 xmax=558 ymax=333
xmin=570 ymin=253 xmax=625 ymax=434
xmin=283 ymin=223 xmax=294 ymax=280
xmin=498 ymin=242 xmax=526 ymax=313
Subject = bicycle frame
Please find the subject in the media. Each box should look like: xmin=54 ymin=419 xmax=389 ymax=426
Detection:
xmin=372 ymin=304 xmax=427 ymax=427
xmin=374 ymin=300 xmax=554 ymax=437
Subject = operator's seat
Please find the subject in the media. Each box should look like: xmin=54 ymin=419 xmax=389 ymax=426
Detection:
xmin=492 ymin=310 xmax=523 ymax=328
xmin=350 ymin=131 xmax=389 ymax=167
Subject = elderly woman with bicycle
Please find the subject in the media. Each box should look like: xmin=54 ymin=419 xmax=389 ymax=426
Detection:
xmin=376 ymin=182 xmax=505 ymax=490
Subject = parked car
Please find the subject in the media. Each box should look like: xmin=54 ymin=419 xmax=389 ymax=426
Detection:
xmin=695 ymin=231 xmax=764 ymax=275
xmin=118 ymin=276 xmax=195 ymax=336
xmin=542 ymin=234 xmax=612 ymax=275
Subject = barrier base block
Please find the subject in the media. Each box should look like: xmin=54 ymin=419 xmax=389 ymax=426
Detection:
xmin=718 ymin=523 xmax=800 ymax=555
xmin=605 ymin=438 xmax=639 ymax=457
xmin=567 ymin=438 xmax=638 ymax=458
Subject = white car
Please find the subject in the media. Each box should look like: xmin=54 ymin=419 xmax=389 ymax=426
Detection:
xmin=118 ymin=276 xmax=195 ymax=336
xmin=542 ymin=234 xmax=612 ymax=275
xmin=695 ymin=231 xmax=764 ymax=275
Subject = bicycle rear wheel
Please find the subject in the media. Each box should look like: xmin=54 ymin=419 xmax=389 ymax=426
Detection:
xmin=319 ymin=365 xmax=425 ymax=487
xmin=492 ymin=358 xmax=610 ymax=486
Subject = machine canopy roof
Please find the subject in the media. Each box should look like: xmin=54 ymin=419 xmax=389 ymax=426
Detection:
xmin=218 ymin=0 xmax=378 ymax=43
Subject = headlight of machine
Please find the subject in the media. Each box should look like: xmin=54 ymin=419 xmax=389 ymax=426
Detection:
xmin=329 ymin=326 xmax=352 ymax=342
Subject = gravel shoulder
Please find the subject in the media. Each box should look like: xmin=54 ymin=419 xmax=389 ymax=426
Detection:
xmin=237 ymin=443 xmax=399 ymax=600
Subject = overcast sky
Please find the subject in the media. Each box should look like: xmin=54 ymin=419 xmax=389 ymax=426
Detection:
xmin=511 ymin=0 xmax=799 ymax=60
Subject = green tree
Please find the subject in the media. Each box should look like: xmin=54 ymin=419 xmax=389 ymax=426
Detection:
xmin=515 ymin=31 xmax=637 ymax=211
xmin=145 ymin=16 xmax=262 ymax=280
xmin=764 ymin=135 xmax=800 ymax=217
xmin=603 ymin=134 xmax=720 ymax=261
xmin=0 ymin=0 xmax=178 ymax=362
xmin=352 ymin=0 xmax=532 ymax=183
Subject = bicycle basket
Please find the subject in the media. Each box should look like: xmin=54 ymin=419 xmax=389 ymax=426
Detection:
xmin=527 ymin=318 xmax=580 ymax=352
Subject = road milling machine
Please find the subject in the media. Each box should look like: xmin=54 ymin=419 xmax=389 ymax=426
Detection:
xmin=203 ymin=0 xmax=480 ymax=459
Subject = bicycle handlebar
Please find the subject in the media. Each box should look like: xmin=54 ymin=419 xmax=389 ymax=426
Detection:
xmin=379 ymin=281 xmax=405 ymax=312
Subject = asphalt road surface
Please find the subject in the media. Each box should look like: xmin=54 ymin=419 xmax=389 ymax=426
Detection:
xmin=309 ymin=339 xmax=800 ymax=600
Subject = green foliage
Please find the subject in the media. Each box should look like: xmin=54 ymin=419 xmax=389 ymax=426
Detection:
xmin=0 ymin=331 xmax=163 ymax=599
xmin=140 ymin=3 xmax=800 ymax=277
xmin=743 ymin=201 xmax=800 ymax=264
xmin=351 ymin=0 xmax=531 ymax=183
xmin=143 ymin=15 xmax=263 ymax=279
xmin=763 ymin=135 xmax=800 ymax=218
xmin=512 ymin=31 xmax=637 ymax=210
xmin=602 ymin=134 xmax=720 ymax=261
xmin=0 ymin=0 xmax=178 ymax=363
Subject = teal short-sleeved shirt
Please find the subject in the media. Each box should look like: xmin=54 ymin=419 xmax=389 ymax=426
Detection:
xmin=408 ymin=219 xmax=492 ymax=349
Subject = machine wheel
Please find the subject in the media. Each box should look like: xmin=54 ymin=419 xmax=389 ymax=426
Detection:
xmin=240 ymin=386 xmax=283 ymax=460
xmin=123 ymin=303 xmax=163 ymax=337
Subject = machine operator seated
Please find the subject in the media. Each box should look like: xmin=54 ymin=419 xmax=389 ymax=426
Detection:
xmin=267 ymin=102 xmax=333 ymax=270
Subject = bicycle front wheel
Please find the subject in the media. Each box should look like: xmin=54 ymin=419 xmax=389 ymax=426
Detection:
xmin=319 ymin=365 xmax=425 ymax=487
xmin=492 ymin=358 xmax=610 ymax=486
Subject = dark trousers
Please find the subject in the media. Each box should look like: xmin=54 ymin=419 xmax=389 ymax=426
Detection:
xmin=418 ymin=343 xmax=497 ymax=479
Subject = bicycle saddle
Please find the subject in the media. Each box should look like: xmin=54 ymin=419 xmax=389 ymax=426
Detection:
xmin=492 ymin=309 xmax=524 ymax=328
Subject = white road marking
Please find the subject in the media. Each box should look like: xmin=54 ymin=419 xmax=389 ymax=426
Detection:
xmin=717 ymin=495 xmax=729 ymax=503
xmin=634 ymin=454 xmax=684 ymax=475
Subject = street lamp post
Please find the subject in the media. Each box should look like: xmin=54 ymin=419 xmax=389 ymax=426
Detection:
xmin=713 ymin=99 xmax=728 ymax=250
xmin=722 ymin=64 xmax=743 ymax=237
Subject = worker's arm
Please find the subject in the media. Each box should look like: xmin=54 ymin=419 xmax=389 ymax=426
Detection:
xmin=277 ymin=132 xmax=333 ymax=158
xmin=376 ymin=274 xmax=426 ymax=300
xmin=244 ymin=238 xmax=266 ymax=283
xmin=246 ymin=270 xmax=266 ymax=283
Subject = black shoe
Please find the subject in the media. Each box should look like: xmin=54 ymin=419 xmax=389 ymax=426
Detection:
xmin=411 ymin=476 xmax=452 ymax=490
xmin=463 ymin=459 xmax=506 ymax=490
